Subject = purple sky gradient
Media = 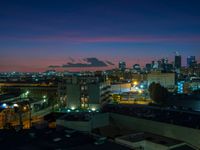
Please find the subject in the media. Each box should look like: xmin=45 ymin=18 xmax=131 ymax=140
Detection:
xmin=0 ymin=0 xmax=200 ymax=72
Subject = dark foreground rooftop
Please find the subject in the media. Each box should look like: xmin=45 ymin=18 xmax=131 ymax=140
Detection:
xmin=0 ymin=128 xmax=131 ymax=150
xmin=103 ymin=104 xmax=200 ymax=129
xmin=119 ymin=131 xmax=183 ymax=147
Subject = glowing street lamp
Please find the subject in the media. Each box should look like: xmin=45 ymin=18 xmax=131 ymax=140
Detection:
xmin=71 ymin=106 xmax=75 ymax=110
xmin=133 ymin=81 xmax=138 ymax=86
xmin=13 ymin=103 xmax=19 ymax=107
xmin=23 ymin=90 xmax=30 ymax=98
xmin=91 ymin=107 xmax=96 ymax=111
xmin=140 ymin=85 xmax=144 ymax=89
xmin=2 ymin=103 xmax=7 ymax=108
xmin=23 ymin=106 xmax=27 ymax=111
xmin=138 ymin=90 xmax=143 ymax=94
xmin=43 ymin=95 xmax=47 ymax=103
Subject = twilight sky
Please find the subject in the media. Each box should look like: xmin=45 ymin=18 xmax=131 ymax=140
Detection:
xmin=0 ymin=0 xmax=200 ymax=72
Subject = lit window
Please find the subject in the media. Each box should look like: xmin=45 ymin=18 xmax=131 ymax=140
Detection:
xmin=81 ymin=86 xmax=84 ymax=90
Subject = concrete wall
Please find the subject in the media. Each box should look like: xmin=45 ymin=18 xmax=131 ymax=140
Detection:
xmin=115 ymin=138 xmax=169 ymax=150
xmin=144 ymin=141 xmax=168 ymax=150
xmin=115 ymin=138 xmax=142 ymax=149
xmin=110 ymin=113 xmax=200 ymax=148
xmin=91 ymin=113 xmax=109 ymax=129
xmin=57 ymin=119 xmax=91 ymax=132
xmin=56 ymin=113 xmax=109 ymax=132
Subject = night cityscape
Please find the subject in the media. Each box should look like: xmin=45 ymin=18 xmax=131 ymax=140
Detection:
xmin=0 ymin=0 xmax=200 ymax=149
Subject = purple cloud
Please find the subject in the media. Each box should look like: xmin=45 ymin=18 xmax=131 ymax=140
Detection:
xmin=1 ymin=33 xmax=200 ymax=43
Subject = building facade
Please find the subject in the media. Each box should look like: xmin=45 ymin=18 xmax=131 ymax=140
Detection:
xmin=187 ymin=56 xmax=196 ymax=68
xmin=147 ymin=72 xmax=175 ymax=89
xmin=175 ymin=55 xmax=181 ymax=69
xmin=119 ymin=61 xmax=126 ymax=71
xmin=58 ymin=75 xmax=111 ymax=110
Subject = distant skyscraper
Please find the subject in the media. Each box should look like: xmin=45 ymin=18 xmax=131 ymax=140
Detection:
xmin=151 ymin=61 xmax=155 ymax=68
xmin=187 ymin=56 xmax=196 ymax=67
xmin=152 ymin=61 xmax=159 ymax=69
xmin=175 ymin=53 xmax=181 ymax=69
xmin=145 ymin=64 xmax=152 ymax=72
xmin=161 ymin=58 xmax=169 ymax=72
xmin=162 ymin=57 xmax=168 ymax=64
xmin=119 ymin=61 xmax=126 ymax=71
xmin=133 ymin=64 xmax=141 ymax=71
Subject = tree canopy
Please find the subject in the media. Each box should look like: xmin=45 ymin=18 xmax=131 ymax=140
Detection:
xmin=148 ymin=82 xmax=168 ymax=104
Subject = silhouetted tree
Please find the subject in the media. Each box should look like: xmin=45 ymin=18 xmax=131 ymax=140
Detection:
xmin=148 ymin=82 xmax=168 ymax=104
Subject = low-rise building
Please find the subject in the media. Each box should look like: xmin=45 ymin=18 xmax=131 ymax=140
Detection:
xmin=115 ymin=132 xmax=197 ymax=150
xmin=147 ymin=72 xmax=175 ymax=89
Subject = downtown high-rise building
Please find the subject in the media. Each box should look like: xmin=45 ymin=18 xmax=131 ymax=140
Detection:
xmin=187 ymin=56 xmax=196 ymax=67
xmin=133 ymin=64 xmax=141 ymax=71
xmin=119 ymin=61 xmax=126 ymax=71
xmin=175 ymin=54 xmax=181 ymax=69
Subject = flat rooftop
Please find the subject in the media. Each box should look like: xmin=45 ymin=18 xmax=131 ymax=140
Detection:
xmin=58 ymin=112 xmax=100 ymax=121
xmin=171 ymin=145 xmax=196 ymax=150
xmin=103 ymin=104 xmax=200 ymax=129
xmin=118 ymin=131 xmax=183 ymax=147
xmin=0 ymin=128 xmax=131 ymax=150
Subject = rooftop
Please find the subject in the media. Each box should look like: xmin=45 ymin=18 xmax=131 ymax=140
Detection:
xmin=171 ymin=145 xmax=196 ymax=150
xmin=118 ymin=132 xmax=182 ymax=147
xmin=0 ymin=128 xmax=131 ymax=150
xmin=103 ymin=104 xmax=200 ymax=129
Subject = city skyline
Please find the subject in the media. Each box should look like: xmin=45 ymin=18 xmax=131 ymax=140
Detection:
xmin=0 ymin=0 xmax=200 ymax=72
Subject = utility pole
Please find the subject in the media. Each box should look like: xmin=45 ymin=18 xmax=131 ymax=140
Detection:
xmin=3 ymin=109 xmax=8 ymax=129
xmin=18 ymin=105 xmax=23 ymax=130
xmin=28 ymin=100 xmax=32 ymax=128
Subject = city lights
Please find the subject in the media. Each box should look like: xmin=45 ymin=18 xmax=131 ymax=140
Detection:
xmin=71 ymin=106 xmax=75 ymax=110
xmin=2 ymin=103 xmax=7 ymax=108
xmin=91 ymin=107 xmax=96 ymax=111
xmin=23 ymin=106 xmax=27 ymax=111
xmin=13 ymin=103 xmax=19 ymax=107
xmin=133 ymin=81 xmax=138 ymax=86
xmin=0 ymin=1 xmax=199 ymax=149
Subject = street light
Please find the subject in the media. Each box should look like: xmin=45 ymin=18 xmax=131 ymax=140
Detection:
xmin=71 ymin=106 xmax=75 ymax=110
xmin=26 ymin=91 xmax=32 ymax=128
xmin=23 ymin=106 xmax=27 ymax=111
xmin=2 ymin=103 xmax=7 ymax=108
xmin=13 ymin=103 xmax=19 ymax=107
xmin=25 ymin=91 xmax=29 ymax=97
xmin=91 ymin=107 xmax=96 ymax=111
xmin=133 ymin=81 xmax=138 ymax=86
xmin=138 ymin=90 xmax=143 ymax=94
